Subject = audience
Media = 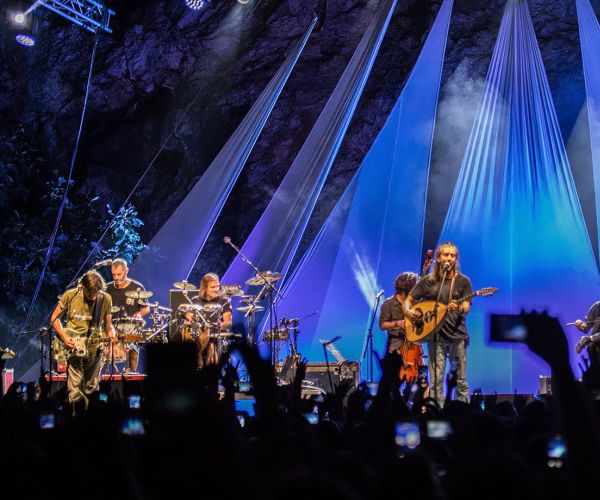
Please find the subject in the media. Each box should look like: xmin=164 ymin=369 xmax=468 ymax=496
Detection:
xmin=1 ymin=311 xmax=598 ymax=499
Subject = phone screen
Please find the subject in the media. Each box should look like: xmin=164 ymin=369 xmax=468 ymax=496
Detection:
xmin=128 ymin=395 xmax=141 ymax=409
xmin=395 ymin=422 xmax=421 ymax=453
xmin=120 ymin=417 xmax=146 ymax=436
xmin=304 ymin=413 xmax=319 ymax=425
xmin=547 ymin=434 xmax=566 ymax=468
xmin=39 ymin=412 xmax=55 ymax=429
xmin=426 ymin=420 xmax=452 ymax=440
xmin=489 ymin=314 xmax=528 ymax=342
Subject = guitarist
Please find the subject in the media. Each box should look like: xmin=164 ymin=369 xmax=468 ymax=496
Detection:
xmin=50 ymin=270 xmax=117 ymax=413
xmin=404 ymin=242 xmax=472 ymax=406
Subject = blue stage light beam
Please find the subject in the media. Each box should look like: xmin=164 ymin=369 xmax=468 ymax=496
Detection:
xmin=263 ymin=0 xmax=454 ymax=377
xmin=577 ymin=0 xmax=600 ymax=262
xmin=440 ymin=0 xmax=599 ymax=393
xmin=222 ymin=0 xmax=398 ymax=294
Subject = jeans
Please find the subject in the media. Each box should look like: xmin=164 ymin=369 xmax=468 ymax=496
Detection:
xmin=427 ymin=339 xmax=468 ymax=407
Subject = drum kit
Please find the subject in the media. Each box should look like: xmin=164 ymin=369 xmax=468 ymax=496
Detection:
xmin=103 ymin=288 xmax=173 ymax=371
xmin=99 ymin=270 xmax=307 ymax=371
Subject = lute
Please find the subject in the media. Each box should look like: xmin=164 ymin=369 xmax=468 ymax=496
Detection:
xmin=405 ymin=287 xmax=498 ymax=343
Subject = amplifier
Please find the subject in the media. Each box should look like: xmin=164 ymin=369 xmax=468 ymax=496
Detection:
xmin=168 ymin=289 xmax=200 ymax=340
xmin=302 ymin=361 xmax=360 ymax=394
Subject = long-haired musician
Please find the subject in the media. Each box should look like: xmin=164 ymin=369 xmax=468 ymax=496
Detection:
xmin=50 ymin=271 xmax=118 ymax=413
xmin=404 ymin=242 xmax=472 ymax=407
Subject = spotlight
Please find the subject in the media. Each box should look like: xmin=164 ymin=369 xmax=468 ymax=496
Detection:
xmin=15 ymin=33 xmax=36 ymax=47
xmin=236 ymin=0 xmax=250 ymax=4
xmin=185 ymin=0 xmax=210 ymax=10
xmin=14 ymin=13 xmax=25 ymax=24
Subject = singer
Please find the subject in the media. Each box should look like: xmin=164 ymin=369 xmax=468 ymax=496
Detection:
xmin=379 ymin=272 xmax=418 ymax=353
xmin=404 ymin=242 xmax=472 ymax=406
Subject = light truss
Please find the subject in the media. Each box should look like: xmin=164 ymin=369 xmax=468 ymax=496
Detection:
xmin=39 ymin=0 xmax=115 ymax=33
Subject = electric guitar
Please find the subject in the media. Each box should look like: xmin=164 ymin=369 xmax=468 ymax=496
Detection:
xmin=53 ymin=327 xmax=105 ymax=361
xmin=405 ymin=287 xmax=498 ymax=343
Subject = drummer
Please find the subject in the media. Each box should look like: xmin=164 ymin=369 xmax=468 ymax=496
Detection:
xmin=106 ymin=258 xmax=150 ymax=373
xmin=184 ymin=273 xmax=232 ymax=367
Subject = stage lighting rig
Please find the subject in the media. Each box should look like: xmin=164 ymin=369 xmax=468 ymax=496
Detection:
xmin=15 ymin=0 xmax=115 ymax=34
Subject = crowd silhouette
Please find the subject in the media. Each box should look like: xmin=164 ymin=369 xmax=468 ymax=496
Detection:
xmin=1 ymin=311 xmax=599 ymax=499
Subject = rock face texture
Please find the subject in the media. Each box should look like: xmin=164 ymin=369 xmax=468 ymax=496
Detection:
xmin=0 ymin=0 xmax=593 ymax=278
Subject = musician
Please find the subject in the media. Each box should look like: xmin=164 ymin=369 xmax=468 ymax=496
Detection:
xmin=379 ymin=272 xmax=418 ymax=352
xmin=404 ymin=242 xmax=472 ymax=406
xmin=574 ymin=302 xmax=600 ymax=362
xmin=50 ymin=271 xmax=117 ymax=413
xmin=184 ymin=273 xmax=232 ymax=367
xmin=106 ymin=258 xmax=150 ymax=373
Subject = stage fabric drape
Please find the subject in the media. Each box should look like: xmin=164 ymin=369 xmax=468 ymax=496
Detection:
xmin=222 ymin=0 xmax=398 ymax=293
xmin=577 ymin=0 xmax=600 ymax=262
xmin=130 ymin=18 xmax=318 ymax=305
xmin=257 ymin=0 xmax=454 ymax=370
xmin=440 ymin=0 xmax=599 ymax=393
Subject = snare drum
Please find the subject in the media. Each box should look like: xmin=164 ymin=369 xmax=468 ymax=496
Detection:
xmin=115 ymin=316 xmax=145 ymax=335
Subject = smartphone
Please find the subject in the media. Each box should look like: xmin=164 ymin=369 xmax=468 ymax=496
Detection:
xmin=128 ymin=395 xmax=141 ymax=409
xmin=39 ymin=411 xmax=55 ymax=429
xmin=99 ymin=392 xmax=108 ymax=403
xmin=120 ymin=417 xmax=146 ymax=436
xmin=489 ymin=314 xmax=528 ymax=342
xmin=366 ymin=382 xmax=378 ymax=396
xmin=426 ymin=420 xmax=452 ymax=440
xmin=235 ymin=398 xmax=256 ymax=417
xmin=395 ymin=422 xmax=421 ymax=452
xmin=304 ymin=413 xmax=319 ymax=425
xmin=237 ymin=413 xmax=246 ymax=428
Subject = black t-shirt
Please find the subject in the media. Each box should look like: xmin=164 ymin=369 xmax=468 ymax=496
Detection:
xmin=191 ymin=295 xmax=232 ymax=328
xmin=106 ymin=279 xmax=147 ymax=318
xmin=409 ymin=273 xmax=472 ymax=342
xmin=379 ymin=296 xmax=405 ymax=337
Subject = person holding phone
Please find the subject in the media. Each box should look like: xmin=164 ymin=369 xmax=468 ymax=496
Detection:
xmin=404 ymin=242 xmax=472 ymax=407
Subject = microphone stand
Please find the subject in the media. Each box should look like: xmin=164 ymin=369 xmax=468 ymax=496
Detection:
xmin=321 ymin=336 xmax=342 ymax=393
xmin=431 ymin=265 xmax=450 ymax=407
xmin=224 ymin=238 xmax=284 ymax=359
xmin=362 ymin=292 xmax=384 ymax=383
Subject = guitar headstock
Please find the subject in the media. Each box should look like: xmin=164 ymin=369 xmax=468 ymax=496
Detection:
xmin=476 ymin=287 xmax=498 ymax=297
xmin=421 ymin=249 xmax=434 ymax=277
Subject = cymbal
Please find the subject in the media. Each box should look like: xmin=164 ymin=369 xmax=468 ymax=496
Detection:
xmin=111 ymin=306 xmax=122 ymax=314
xmin=236 ymin=305 xmax=265 ymax=313
xmin=218 ymin=285 xmax=244 ymax=297
xmin=240 ymin=295 xmax=257 ymax=303
xmin=245 ymin=272 xmax=283 ymax=286
xmin=124 ymin=290 xmax=153 ymax=299
xmin=173 ymin=280 xmax=197 ymax=291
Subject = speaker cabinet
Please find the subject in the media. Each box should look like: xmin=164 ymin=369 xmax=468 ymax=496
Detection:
xmin=302 ymin=361 xmax=360 ymax=393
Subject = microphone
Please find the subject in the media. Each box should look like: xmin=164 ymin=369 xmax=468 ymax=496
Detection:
xmin=93 ymin=259 xmax=113 ymax=268
xmin=376 ymin=289 xmax=384 ymax=299
xmin=223 ymin=236 xmax=231 ymax=245
xmin=442 ymin=262 xmax=451 ymax=272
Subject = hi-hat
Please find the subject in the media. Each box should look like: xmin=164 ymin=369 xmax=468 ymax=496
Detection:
xmin=240 ymin=295 xmax=256 ymax=303
xmin=124 ymin=290 xmax=153 ymax=299
xmin=245 ymin=272 xmax=283 ymax=286
xmin=218 ymin=285 xmax=244 ymax=297
xmin=173 ymin=280 xmax=197 ymax=291
xmin=236 ymin=305 xmax=265 ymax=312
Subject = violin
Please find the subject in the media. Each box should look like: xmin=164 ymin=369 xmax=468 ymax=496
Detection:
xmin=397 ymin=249 xmax=433 ymax=382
